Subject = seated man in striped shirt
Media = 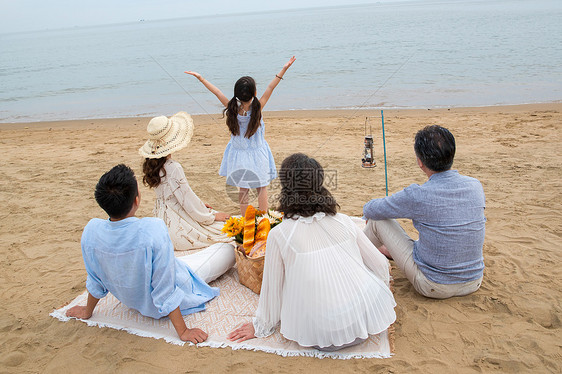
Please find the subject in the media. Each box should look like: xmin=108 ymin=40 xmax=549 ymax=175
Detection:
xmin=363 ymin=125 xmax=486 ymax=299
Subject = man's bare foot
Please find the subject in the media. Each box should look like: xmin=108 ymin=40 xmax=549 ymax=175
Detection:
xmin=378 ymin=245 xmax=393 ymax=260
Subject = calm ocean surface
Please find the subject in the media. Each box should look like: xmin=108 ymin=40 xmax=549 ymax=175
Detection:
xmin=1 ymin=0 xmax=561 ymax=123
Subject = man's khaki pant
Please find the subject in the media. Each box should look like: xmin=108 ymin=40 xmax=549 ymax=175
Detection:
xmin=363 ymin=219 xmax=482 ymax=299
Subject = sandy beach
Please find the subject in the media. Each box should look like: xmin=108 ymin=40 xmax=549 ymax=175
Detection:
xmin=0 ymin=104 xmax=560 ymax=373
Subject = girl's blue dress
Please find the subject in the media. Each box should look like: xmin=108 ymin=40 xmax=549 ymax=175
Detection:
xmin=219 ymin=111 xmax=277 ymax=188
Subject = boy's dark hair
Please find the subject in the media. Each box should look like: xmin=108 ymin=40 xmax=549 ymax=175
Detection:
xmin=95 ymin=164 xmax=138 ymax=219
xmin=277 ymin=153 xmax=339 ymax=219
xmin=414 ymin=125 xmax=456 ymax=172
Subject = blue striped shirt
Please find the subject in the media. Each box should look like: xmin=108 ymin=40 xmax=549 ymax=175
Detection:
xmin=363 ymin=170 xmax=485 ymax=284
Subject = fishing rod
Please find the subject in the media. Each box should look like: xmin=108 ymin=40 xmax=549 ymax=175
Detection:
xmin=148 ymin=55 xmax=220 ymax=124
xmin=150 ymin=52 xmax=412 ymax=198
xmin=381 ymin=110 xmax=388 ymax=196
xmin=314 ymin=50 xmax=415 ymax=199
xmin=312 ymin=49 xmax=416 ymax=152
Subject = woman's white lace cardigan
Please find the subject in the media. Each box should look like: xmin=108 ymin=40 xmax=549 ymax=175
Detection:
xmin=153 ymin=159 xmax=231 ymax=250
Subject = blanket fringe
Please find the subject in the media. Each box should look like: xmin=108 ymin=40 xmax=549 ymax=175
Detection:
xmin=51 ymin=310 xmax=391 ymax=359
xmin=197 ymin=340 xmax=392 ymax=359
xmin=50 ymin=310 xmax=185 ymax=347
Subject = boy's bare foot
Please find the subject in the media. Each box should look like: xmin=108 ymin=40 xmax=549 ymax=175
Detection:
xmin=66 ymin=305 xmax=93 ymax=319
xmin=378 ymin=245 xmax=393 ymax=260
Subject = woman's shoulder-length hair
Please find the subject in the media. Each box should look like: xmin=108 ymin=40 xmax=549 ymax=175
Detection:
xmin=277 ymin=153 xmax=339 ymax=219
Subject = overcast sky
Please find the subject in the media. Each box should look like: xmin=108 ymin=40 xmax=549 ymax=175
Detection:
xmin=0 ymin=0 xmax=416 ymax=34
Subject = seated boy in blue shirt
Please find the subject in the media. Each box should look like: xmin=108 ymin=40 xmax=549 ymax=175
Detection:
xmin=66 ymin=164 xmax=220 ymax=344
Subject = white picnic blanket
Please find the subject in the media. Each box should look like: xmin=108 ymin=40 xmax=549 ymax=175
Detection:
xmin=51 ymin=268 xmax=393 ymax=359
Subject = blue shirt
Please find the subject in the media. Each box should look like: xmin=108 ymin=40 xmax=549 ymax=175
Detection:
xmin=81 ymin=217 xmax=219 ymax=319
xmin=363 ymin=170 xmax=485 ymax=284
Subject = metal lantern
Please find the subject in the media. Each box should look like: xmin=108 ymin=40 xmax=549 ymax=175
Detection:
xmin=361 ymin=118 xmax=376 ymax=168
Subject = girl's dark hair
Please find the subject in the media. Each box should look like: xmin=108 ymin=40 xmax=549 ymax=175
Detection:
xmin=277 ymin=153 xmax=339 ymax=219
xmin=223 ymin=76 xmax=262 ymax=138
xmin=414 ymin=125 xmax=456 ymax=172
xmin=95 ymin=164 xmax=138 ymax=219
xmin=142 ymin=157 xmax=167 ymax=188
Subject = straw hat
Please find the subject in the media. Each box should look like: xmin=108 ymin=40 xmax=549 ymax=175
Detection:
xmin=139 ymin=112 xmax=194 ymax=159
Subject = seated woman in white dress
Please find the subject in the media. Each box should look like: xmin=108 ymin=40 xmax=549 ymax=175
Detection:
xmin=139 ymin=112 xmax=233 ymax=250
xmin=228 ymin=153 xmax=397 ymax=351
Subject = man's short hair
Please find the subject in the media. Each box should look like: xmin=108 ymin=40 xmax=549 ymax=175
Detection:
xmin=414 ymin=125 xmax=456 ymax=172
xmin=95 ymin=164 xmax=138 ymax=219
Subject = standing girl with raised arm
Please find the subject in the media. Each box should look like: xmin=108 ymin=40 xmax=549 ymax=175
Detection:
xmin=185 ymin=56 xmax=296 ymax=215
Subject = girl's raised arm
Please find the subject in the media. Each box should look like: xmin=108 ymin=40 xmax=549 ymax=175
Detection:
xmin=185 ymin=71 xmax=230 ymax=107
xmin=259 ymin=56 xmax=296 ymax=108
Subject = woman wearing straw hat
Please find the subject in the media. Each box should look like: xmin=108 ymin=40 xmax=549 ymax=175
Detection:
xmin=139 ymin=112 xmax=233 ymax=250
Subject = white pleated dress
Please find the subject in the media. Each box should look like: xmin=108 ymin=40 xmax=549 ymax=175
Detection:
xmin=253 ymin=212 xmax=397 ymax=349
xmin=153 ymin=159 xmax=232 ymax=250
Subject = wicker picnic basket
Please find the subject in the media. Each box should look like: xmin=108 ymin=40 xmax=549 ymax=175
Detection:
xmin=234 ymin=245 xmax=265 ymax=294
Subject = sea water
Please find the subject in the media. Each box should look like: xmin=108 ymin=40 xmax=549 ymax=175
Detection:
xmin=1 ymin=0 xmax=561 ymax=123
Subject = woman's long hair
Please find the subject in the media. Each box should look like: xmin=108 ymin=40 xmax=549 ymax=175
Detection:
xmin=277 ymin=153 xmax=339 ymax=219
xmin=223 ymin=76 xmax=262 ymax=138
xmin=142 ymin=157 xmax=167 ymax=188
